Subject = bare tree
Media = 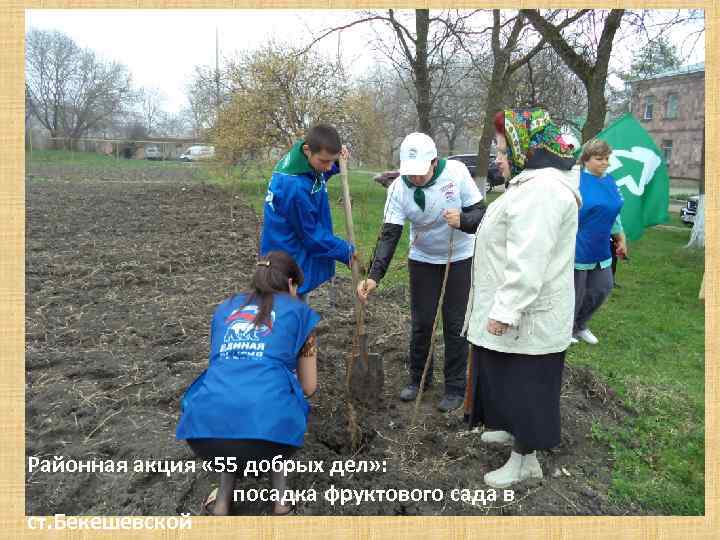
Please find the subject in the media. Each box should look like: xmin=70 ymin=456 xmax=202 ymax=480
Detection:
xmin=308 ymin=10 xmax=561 ymax=185
xmin=507 ymin=46 xmax=587 ymax=129
xmin=355 ymin=65 xmax=418 ymax=165
xmin=185 ymin=66 xmax=224 ymax=138
xmin=138 ymin=87 xmax=167 ymax=136
xmin=478 ymin=11 xmax=548 ymax=188
xmin=431 ymin=63 xmax=485 ymax=155
xmin=521 ymin=9 xmax=624 ymax=142
xmin=25 ymin=29 xmax=135 ymax=145
xmin=608 ymin=11 xmax=703 ymax=121
xmin=304 ymin=9 xmax=477 ymax=136
xmin=620 ymin=9 xmax=705 ymax=65
xmin=155 ymin=112 xmax=192 ymax=139
xmin=451 ymin=10 xmax=581 ymax=192
xmin=523 ymin=9 xmax=704 ymax=139
xmin=125 ymin=121 xmax=149 ymax=141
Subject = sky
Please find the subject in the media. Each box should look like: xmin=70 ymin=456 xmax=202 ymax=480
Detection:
xmin=26 ymin=9 xmax=376 ymax=114
xmin=26 ymin=9 xmax=705 ymax=115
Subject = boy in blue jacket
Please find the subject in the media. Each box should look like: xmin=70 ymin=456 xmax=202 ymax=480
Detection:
xmin=260 ymin=124 xmax=354 ymax=298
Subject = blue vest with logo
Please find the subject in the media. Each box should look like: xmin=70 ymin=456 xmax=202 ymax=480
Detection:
xmin=575 ymin=170 xmax=624 ymax=264
xmin=176 ymin=292 xmax=320 ymax=447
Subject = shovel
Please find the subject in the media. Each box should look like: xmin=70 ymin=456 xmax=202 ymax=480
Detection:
xmin=339 ymin=157 xmax=383 ymax=403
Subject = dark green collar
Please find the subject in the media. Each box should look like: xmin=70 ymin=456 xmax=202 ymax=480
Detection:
xmin=402 ymin=159 xmax=446 ymax=211
xmin=274 ymin=140 xmax=326 ymax=193
xmin=274 ymin=141 xmax=313 ymax=175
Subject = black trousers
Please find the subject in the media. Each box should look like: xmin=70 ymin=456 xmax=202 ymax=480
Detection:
xmin=187 ymin=438 xmax=296 ymax=469
xmin=408 ymin=257 xmax=472 ymax=396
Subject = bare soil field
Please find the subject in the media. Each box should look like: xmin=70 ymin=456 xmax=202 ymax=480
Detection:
xmin=25 ymin=163 xmax=647 ymax=516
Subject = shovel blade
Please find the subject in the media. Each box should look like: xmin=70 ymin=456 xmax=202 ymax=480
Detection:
xmin=349 ymin=352 xmax=384 ymax=405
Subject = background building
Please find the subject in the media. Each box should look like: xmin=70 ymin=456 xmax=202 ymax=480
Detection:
xmin=628 ymin=62 xmax=704 ymax=180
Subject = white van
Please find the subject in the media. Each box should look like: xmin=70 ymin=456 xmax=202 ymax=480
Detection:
xmin=179 ymin=145 xmax=215 ymax=162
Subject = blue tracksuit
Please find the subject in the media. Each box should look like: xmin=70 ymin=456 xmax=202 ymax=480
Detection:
xmin=260 ymin=141 xmax=353 ymax=295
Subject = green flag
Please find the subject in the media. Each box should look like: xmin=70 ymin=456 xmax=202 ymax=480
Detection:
xmin=591 ymin=113 xmax=670 ymax=240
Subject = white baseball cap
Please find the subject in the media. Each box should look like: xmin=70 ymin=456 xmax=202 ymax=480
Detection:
xmin=399 ymin=132 xmax=437 ymax=176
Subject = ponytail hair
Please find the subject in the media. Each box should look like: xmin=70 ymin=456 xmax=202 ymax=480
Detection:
xmin=244 ymin=251 xmax=304 ymax=329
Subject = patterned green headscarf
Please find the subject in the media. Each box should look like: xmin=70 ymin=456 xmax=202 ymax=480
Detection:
xmin=503 ymin=109 xmax=576 ymax=178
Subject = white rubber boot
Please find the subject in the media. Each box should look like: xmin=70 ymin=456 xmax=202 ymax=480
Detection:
xmin=480 ymin=430 xmax=514 ymax=446
xmin=484 ymin=451 xmax=543 ymax=488
xmin=484 ymin=451 xmax=523 ymax=488
xmin=519 ymin=451 xmax=543 ymax=481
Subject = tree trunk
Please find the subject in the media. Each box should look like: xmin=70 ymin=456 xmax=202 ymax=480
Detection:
xmin=476 ymin=66 xmax=507 ymax=197
xmin=699 ymin=126 xmax=705 ymax=196
xmin=686 ymin=195 xmax=704 ymax=249
xmin=475 ymin=10 xmax=546 ymax=196
xmin=447 ymin=124 xmax=461 ymax=155
xmin=582 ymin=73 xmax=608 ymax=142
xmin=476 ymin=111 xmax=495 ymax=198
xmin=49 ymin=129 xmax=60 ymax=150
xmin=687 ymin=126 xmax=705 ymax=249
xmin=414 ymin=10 xmax=432 ymax=135
xmin=521 ymin=9 xmax=623 ymax=144
xmin=526 ymin=60 xmax=537 ymax=106
xmin=25 ymin=121 xmax=31 ymax=176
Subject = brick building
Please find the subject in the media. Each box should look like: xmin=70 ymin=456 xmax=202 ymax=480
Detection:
xmin=628 ymin=62 xmax=704 ymax=180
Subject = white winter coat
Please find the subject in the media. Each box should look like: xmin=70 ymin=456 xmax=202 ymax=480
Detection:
xmin=462 ymin=166 xmax=582 ymax=355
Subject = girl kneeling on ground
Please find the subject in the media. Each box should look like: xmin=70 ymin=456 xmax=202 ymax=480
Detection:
xmin=176 ymin=250 xmax=319 ymax=515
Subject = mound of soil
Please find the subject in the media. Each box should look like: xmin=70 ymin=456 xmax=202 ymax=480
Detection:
xmin=26 ymin=172 xmax=646 ymax=516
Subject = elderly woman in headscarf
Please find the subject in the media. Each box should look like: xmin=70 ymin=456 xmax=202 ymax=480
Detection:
xmin=462 ymin=109 xmax=581 ymax=489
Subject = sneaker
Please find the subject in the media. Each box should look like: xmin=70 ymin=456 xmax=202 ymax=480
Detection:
xmin=480 ymin=430 xmax=514 ymax=445
xmin=399 ymin=384 xmax=419 ymax=401
xmin=437 ymin=395 xmax=464 ymax=413
xmin=574 ymin=329 xmax=598 ymax=345
xmin=570 ymin=336 xmax=579 ymax=344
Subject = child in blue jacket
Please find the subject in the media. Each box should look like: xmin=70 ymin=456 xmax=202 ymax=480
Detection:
xmin=177 ymin=251 xmax=320 ymax=515
xmin=260 ymin=124 xmax=354 ymax=298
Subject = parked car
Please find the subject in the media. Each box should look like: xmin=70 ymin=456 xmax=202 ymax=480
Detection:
xmin=680 ymin=195 xmax=699 ymax=225
xmin=447 ymin=153 xmax=505 ymax=192
xmin=144 ymin=145 xmax=162 ymax=160
xmin=179 ymin=145 xmax=215 ymax=162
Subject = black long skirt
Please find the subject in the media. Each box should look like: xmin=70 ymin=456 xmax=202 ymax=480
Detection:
xmin=467 ymin=345 xmax=565 ymax=450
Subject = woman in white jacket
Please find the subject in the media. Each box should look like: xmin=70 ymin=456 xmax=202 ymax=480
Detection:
xmin=463 ymin=109 xmax=581 ymax=489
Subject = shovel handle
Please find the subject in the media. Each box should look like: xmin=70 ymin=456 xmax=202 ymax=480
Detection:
xmin=339 ymin=158 xmax=366 ymax=338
